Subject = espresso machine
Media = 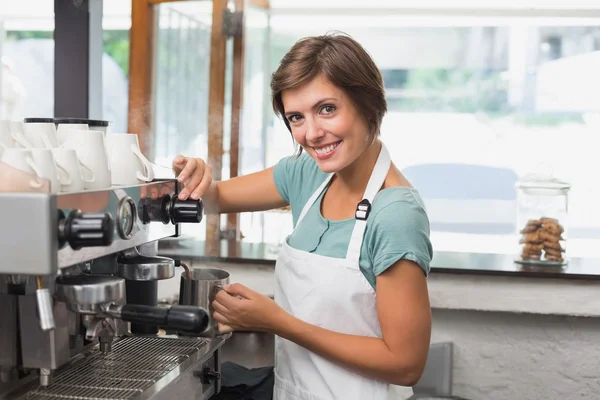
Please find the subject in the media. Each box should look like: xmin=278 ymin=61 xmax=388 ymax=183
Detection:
xmin=0 ymin=180 xmax=227 ymax=399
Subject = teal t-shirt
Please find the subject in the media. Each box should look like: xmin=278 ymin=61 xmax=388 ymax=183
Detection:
xmin=273 ymin=153 xmax=433 ymax=290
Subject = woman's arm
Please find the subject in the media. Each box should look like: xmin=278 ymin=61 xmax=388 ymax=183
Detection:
xmin=214 ymin=259 xmax=431 ymax=386
xmin=173 ymin=156 xmax=287 ymax=214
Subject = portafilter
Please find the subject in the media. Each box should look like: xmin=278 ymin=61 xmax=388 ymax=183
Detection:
xmin=55 ymin=274 xmax=210 ymax=343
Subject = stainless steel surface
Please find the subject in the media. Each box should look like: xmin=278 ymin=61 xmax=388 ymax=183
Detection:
xmin=0 ymin=193 xmax=57 ymax=275
xmin=14 ymin=335 xmax=226 ymax=400
xmin=220 ymin=331 xmax=275 ymax=369
xmin=0 ymin=181 xmax=178 ymax=275
xmin=54 ymin=274 xmax=125 ymax=310
xmin=179 ymin=268 xmax=230 ymax=338
xmin=80 ymin=312 xmax=124 ymax=342
xmin=18 ymin=295 xmax=70 ymax=370
xmin=117 ymin=248 xmax=175 ymax=281
xmin=59 ymin=182 xmax=178 ymax=269
xmin=38 ymin=369 xmax=52 ymax=387
xmin=0 ymin=179 xmax=223 ymax=399
xmin=36 ymin=288 xmax=56 ymax=331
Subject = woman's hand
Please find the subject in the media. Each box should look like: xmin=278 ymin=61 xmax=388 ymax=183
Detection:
xmin=212 ymin=283 xmax=286 ymax=333
xmin=172 ymin=155 xmax=212 ymax=200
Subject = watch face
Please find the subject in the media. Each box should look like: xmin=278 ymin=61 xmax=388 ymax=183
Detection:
xmin=117 ymin=197 xmax=136 ymax=239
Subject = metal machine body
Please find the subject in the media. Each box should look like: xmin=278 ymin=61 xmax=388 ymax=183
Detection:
xmin=0 ymin=180 xmax=226 ymax=400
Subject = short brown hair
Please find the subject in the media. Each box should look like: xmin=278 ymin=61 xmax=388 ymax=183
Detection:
xmin=271 ymin=33 xmax=387 ymax=144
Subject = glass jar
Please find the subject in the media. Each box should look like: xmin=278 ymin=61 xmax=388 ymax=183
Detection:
xmin=515 ymin=174 xmax=571 ymax=266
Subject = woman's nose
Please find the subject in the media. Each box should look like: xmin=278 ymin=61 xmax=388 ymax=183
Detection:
xmin=305 ymin=120 xmax=325 ymax=143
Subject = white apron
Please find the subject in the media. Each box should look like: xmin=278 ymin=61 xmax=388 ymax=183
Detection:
xmin=273 ymin=143 xmax=414 ymax=400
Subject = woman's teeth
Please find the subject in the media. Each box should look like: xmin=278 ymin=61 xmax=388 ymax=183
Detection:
xmin=314 ymin=142 xmax=340 ymax=155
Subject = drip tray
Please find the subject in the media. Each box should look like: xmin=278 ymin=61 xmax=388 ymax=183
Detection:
xmin=22 ymin=336 xmax=211 ymax=400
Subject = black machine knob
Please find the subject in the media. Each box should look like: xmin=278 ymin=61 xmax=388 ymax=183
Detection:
xmin=58 ymin=209 xmax=114 ymax=250
xmin=194 ymin=367 xmax=221 ymax=384
xmin=168 ymin=197 xmax=204 ymax=224
xmin=139 ymin=195 xmax=203 ymax=225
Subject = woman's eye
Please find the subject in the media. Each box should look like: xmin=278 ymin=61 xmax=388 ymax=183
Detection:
xmin=320 ymin=105 xmax=336 ymax=114
xmin=288 ymin=115 xmax=302 ymax=123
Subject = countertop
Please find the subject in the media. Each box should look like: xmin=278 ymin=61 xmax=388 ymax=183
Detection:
xmin=158 ymin=237 xmax=600 ymax=280
xmin=157 ymin=256 xmax=600 ymax=318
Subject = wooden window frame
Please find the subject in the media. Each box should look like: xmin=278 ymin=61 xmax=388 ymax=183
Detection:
xmin=128 ymin=0 xmax=269 ymax=255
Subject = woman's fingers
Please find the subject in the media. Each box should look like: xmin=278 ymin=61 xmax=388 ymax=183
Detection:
xmin=172 ymin=154 xmax=186 ymax=174
xmin=177 ymin=158 xmax=199 ymax=184
xmin=191 ymin=164 xmax=212 ymax=200
xmin=217 ymin=323 xmax=236 ymax=334
xmin=172 ymin=156 xmax=212 ymax=201
xmin=212 ymin=299 xmax=229 ymax=315
xmin=177 ymin=159 xmax=202 ymax=200
xmin=213 ymin=311 xmax=230 ymax=324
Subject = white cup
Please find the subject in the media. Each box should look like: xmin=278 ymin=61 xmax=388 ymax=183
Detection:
xmin=51 ymin=148 xmax=87 ymax=193
xmin=0 ymin=120 xmax=15 ymax=149
xmin=89 ymin=124 xmax=110 ymax=136
xmin=30 ymin=148 xmax=67 ymax=194
xmin=9 ymin=121 xmax=25 ymax=148
xmin=60 ymin=129 xmax=110 ymax=190
xmin=1 ymin=120 xmax=31 ymax=149
xmin=10 ymin=121 xmax=23 ymax=135
xmin=23 ymin=123 xmax=59 ymax=148
xmin=0 ymin=148 xmax=44 ymax=189
xmin=105 ymin=133 xmax=155 ymax=185
xmin=56 ymin=123 xmax=89 ymax=146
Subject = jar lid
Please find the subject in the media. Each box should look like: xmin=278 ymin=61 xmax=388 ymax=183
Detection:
xmin=516 ymin=173 xmax=571 ymax=191
xmin=23 ymin=117 xmax=54 ymax=123
xmin=23 ymin=117 xmax=111 ymax=127
xmin=54 ymin=117 xmax=111 ymax=127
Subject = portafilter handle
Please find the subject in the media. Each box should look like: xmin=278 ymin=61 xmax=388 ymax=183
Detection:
xmin=107 ymin=304 xmax=209 ymax=333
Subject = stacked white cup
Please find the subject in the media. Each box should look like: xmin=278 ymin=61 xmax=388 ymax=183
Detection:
xmin=1 ymin=119 xmax=157 ymax=193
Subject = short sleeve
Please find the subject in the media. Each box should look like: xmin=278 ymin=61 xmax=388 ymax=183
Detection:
xmin=273 ymin=155 xmax=295 ymax=205
xmin=367 ymin=192 xmax=433 ymax=277
xmin=272 ymin=153 xmax=329 ymax=224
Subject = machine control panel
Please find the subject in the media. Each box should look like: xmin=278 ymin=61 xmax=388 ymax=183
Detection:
xmin=56 ymin=181 xmax=186 ymax=270
xmin=0 ymin=180 xmax=205 ymax=273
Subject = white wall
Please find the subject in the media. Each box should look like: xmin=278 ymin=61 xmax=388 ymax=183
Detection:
xmin=432 ymin=309 xmax=600 ymax=399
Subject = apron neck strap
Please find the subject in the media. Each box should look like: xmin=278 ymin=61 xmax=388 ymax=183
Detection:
xmin=294 ymin=143 xmax=392 ymax=265
xmin=296 ymin=173 xmax=334 ymax=226
xmin=345 ymin=143 xmax=391 ymax=263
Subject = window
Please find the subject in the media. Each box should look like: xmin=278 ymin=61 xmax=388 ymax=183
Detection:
xmin=102 ymin=0 xmax=131 ymax=133
xmin=0 ymin=1 xmax=54 ymax=121
xmin=248 ymin=7 xmax=600 ymax=257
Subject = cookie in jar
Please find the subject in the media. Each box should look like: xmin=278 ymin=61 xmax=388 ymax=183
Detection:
xmin=518 ymin=217 xmax=566 ymax=264
xmin=515 ymin=174 xmax=570 ymax=266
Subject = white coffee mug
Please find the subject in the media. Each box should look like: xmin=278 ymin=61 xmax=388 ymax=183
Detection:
xmin=60 ymin=129 xmax=109 ymax=190
xmin=51 ymin=148 xmax=87 ymax=193
xmin=8 ymin=121 xmax=26 ymax=148
xmin=0 ymin=148 xmax=44 ymax=189
xmin=106 ymin=133 xmax=155 ymax=185
xmin=30 ymin=148 xmax=67 ymax=194
xmin=56 ymin=123 xmax=89 ymax=146
xmin=0 ymin=120 xmax=15 ymax=149
xmin=23 ymin=122 xmax=58 ymax=148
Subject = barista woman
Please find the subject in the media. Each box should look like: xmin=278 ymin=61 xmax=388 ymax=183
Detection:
xmin=172 ymin=33 xmax=433 ymax=400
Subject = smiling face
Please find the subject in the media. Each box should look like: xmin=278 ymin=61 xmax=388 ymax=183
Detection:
xmin=282 ymin=74 xmax=372 ymax=173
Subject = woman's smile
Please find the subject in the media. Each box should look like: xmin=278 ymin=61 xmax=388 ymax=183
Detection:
xmin=313 ymin=140 xmax=342 ymax=159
